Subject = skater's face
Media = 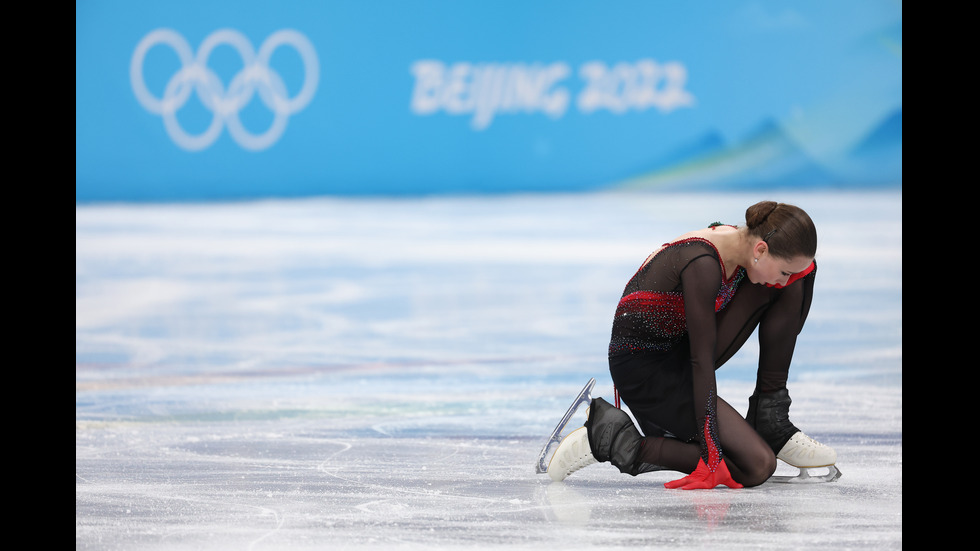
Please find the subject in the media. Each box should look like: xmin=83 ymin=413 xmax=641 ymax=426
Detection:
xmin=749 ymin=244 xmax=812 ymax=287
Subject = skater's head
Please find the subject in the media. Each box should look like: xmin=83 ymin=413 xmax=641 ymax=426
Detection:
xmin=744 ymin=201 xmax=817 ymax=262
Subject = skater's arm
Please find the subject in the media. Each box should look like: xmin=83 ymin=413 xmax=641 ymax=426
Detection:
xmin=663 ymin=253 xmax=742 ymax=490
xmin=680 ymin=253 xmax=725 ymax=468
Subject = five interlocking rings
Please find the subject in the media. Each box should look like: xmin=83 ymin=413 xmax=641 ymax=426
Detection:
xmin=130 ymin=28 xmax=319 ymax=151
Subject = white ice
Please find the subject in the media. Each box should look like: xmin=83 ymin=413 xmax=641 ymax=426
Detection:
xmin=76 ymin=190 xmax=902 ymax=550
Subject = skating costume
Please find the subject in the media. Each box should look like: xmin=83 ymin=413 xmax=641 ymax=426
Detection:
xmin=547 ymin=223 xmax=834 ymax=486
xmin=608 ymin=236 xmax=740 ymax=476
xmin=607 ymin=227 xmax=816 ymax=475
xmin=608 ymin=238 xmax=743 ymax=357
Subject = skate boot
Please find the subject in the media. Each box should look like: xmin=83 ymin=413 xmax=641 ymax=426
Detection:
xmin=547 ymin=426 xmax=598 ymax=481
xmin=547 ymin=397 xmax=664 ymax=481
xmin=746 ymin=388 xmax=841 ymax=483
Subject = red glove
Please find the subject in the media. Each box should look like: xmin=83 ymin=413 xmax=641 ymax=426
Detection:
xmin=664 ymin=457 xmax=743 ymax=490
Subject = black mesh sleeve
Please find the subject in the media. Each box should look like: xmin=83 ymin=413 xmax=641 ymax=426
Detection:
xmin=679 ymin=252 xmax=727 ymax=469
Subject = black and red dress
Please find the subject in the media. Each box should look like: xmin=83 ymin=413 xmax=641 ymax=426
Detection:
xmin=608 ymin=229 xmax=815 ymax=472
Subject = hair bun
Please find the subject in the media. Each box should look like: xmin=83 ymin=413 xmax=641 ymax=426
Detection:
xmin=742 ymin=200 xmax=817 ymax=260
xmin=745 ymin=201 xmax=779 ymax=229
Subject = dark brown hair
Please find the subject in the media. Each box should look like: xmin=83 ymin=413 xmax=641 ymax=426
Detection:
xmin=744 ymin=201 xmax=817 ymax=260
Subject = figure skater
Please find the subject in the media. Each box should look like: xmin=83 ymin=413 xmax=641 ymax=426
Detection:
xmin=547 ymin=200 xmax=838 ymax=489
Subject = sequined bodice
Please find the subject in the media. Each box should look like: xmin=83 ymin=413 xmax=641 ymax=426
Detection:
xmin=609 ymin=237 xmax=744 ymax=357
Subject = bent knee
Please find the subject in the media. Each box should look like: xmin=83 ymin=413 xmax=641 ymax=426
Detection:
xmin=739 ymin=449 xmax=777 ymax=488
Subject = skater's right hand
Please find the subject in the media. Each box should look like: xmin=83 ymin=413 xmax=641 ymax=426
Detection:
xmin=664 ymin=458 xmax=743 ymax=490
xmin=666 ymin=412 xmax=742 ymax=489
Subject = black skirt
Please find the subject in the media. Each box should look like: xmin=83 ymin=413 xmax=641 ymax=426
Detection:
xmin=608 ymin=339 xmax=698 ymax=442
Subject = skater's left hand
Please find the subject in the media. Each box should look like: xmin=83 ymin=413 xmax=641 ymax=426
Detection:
xmin=665 ymin=458 xmax=743 ymax=490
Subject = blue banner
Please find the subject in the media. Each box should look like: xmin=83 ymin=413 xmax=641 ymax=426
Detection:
xmin=76 ymin=1 xmax=902 ymax=201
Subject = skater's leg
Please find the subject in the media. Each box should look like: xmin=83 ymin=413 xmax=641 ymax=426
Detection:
xmin=547 ymin=396 xmax=666 ymax=481
xmin=712 ymin=266 xmax=815 ymax=391
xmin=753 ymin=268 xmax=815 ymax=392
xmin=713 ymin=271 xmax=836 ymax=477
xmin=634 ymin=436 xmax=698 ymax=474
xmin=715 ymin=397 xmax=776 ymax=486
xmin=746 ymin=387 xmax=838 ymax=470
xmin=636 ymin=397 xmax=775 ymax=487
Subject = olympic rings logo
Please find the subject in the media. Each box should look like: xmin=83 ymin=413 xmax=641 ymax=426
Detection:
xmin=130 ymin=28 xmax=319 ymax=152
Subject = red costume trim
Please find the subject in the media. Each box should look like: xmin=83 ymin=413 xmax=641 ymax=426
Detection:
xmin=766 ymin=260 xmax=815 ymax=288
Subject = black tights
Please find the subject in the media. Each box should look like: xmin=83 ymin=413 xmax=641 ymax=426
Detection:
xmin=637 ymin=397 xmax=777 ymax=486
xmin=621 ymin=269 xmax=815 ymax=487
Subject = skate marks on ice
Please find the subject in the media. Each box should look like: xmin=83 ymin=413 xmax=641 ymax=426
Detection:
xmin=78 ymin=425 xmax=575 ymax=549
xmin=533 ymin=379 xmax=900 ymax=547
xmin=77 ymin=377 xmax=901 ymax=550
xmin=76 ymin=191 xmax=901 ymax=549
xmin=535 ymin=432 xmax=901 ymax=548
xmin=75 ymin=191 xmax=902 ymax=388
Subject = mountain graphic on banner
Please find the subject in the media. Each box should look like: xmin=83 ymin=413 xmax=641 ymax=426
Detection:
xmin=614 ymin=111 xmax=900 ymax=190
xmin=836 ymin=108 xmax=902 ymax=186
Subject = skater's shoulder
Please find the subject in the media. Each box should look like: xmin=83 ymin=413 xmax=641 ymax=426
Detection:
xmin=662 ymin=230 xmax=724 ymax=254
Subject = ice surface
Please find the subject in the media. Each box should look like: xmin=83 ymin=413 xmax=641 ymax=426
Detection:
xmin=76 ymin=190 xmax=902 ymax=549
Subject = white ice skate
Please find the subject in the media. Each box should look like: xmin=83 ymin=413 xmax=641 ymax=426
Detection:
xmin=747 ymin=388 xmax=842 ymax=484
xmin=535 ymin=378 xmax=595 ymax=474
xmin=547 ymin=426 xmax=598 ymax=481
xmin=770 ymin=431 xmax=842 ymax=484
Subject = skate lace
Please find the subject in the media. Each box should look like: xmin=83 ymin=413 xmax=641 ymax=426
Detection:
xmin=565 ymin=449 xmax=596 ymax=475
xmin=792 ymin=432 xmax=826 ymax=449
xmin=563 ymin=435 xmax=596 ymax=475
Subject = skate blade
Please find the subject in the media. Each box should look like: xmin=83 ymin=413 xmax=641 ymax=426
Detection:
xmin=535 ymin=378 xmax=595 ymax=474
xmin=769 ymin=465 xmax=842 ymax=484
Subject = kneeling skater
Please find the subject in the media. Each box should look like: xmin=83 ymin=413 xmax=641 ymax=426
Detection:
xmin=548 ymin=201 xmax=839 ymax=489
